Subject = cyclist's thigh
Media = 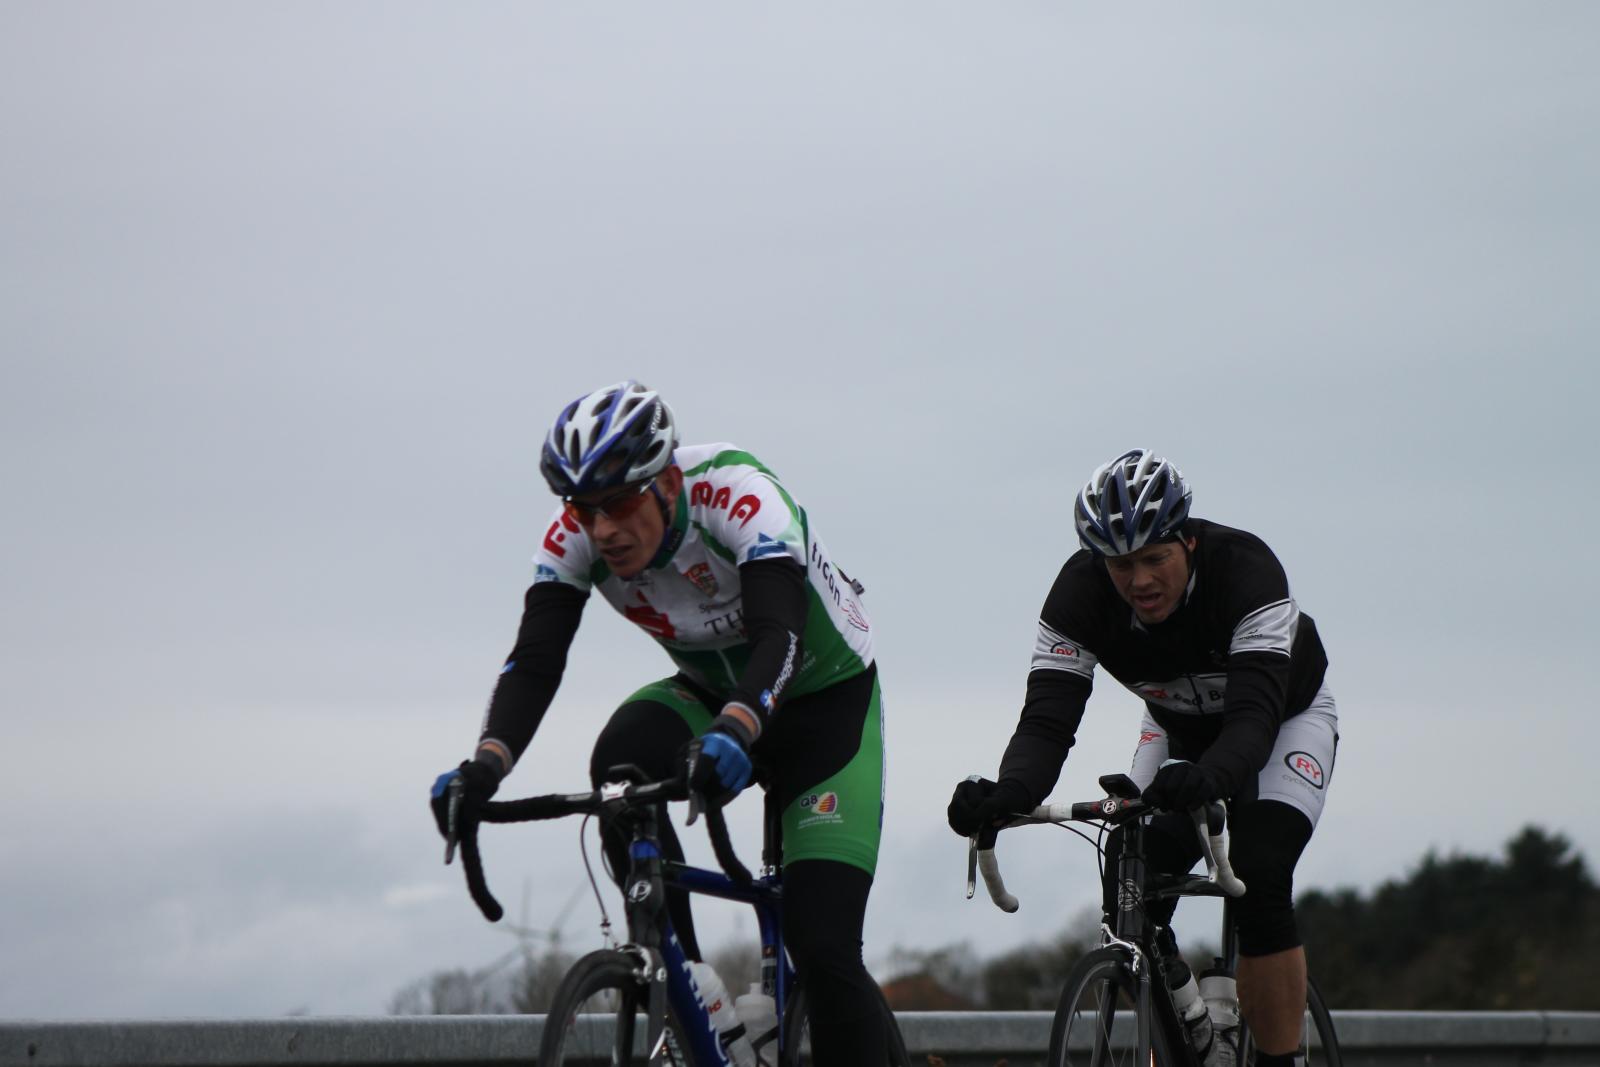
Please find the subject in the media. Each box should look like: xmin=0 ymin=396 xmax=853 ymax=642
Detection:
xmin=767 ymin=664 xmax=883 ymax=875
xmin=589 ymin=675 xmax=718 ymax=784
xmin=1253 ymin=682 xmax=1339 ymax=827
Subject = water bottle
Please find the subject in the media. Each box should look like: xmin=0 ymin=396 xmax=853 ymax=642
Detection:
xmin=735 ymin=983 xmax=778 ymax=1060
xmin=1199 ymin=964 xmax=1241 ymax=1067
xmin=1199 ymin=965 xmax=1241 ymax=1030
xmin=1165 ymin=958 xmax=1217 ymax=1063
xmin=689 ymin=962 xmax=757 ymax=1066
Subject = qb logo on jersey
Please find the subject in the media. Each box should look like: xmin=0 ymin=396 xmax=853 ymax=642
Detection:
xmin=797 ymin=791 xmax=843 ymax=829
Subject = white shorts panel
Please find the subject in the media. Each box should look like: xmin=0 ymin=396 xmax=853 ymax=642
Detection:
xmin=1257 ymin=683 xmax=1338 ymax=826
xmin=1124 ymin=683 xmax=1339 ymax=826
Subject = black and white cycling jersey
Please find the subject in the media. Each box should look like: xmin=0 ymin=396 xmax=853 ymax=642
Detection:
xmin=999 ymin=518 xmax=1329 ymax=806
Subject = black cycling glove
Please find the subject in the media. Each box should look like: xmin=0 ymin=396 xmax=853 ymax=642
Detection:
xmin=686 ymin=714 xmax=755 ymax=808
xmin=1141 ymin=760 xmax=1223 ymax=812
xmin=946 ymin=776 xmax=1032 ymax=837
xmin=429 ymin=758 xmax=503 ymax=839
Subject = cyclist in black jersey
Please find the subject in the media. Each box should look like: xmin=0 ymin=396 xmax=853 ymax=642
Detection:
xmin=430 ymin=381 xmax=890 ymax=1065
xmin=948 ymin=448 xmax=1339 ymax=1067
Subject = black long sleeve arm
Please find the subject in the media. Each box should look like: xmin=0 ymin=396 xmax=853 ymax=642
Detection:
xmin=1196 ymin=650 xmax=1291 ymax=797
xmin=997 ymin=670 xmax=1094 ymax=807
xmin=724 ymin=557 xmax=808 ymax=738
xmin=476 ymin=581 xmax=587 ymax=769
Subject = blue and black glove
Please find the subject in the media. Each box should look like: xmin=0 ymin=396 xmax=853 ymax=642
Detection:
xmin=1140 ymin=760 xmax=1223 ymax=812
xmin=687 ymin=714 xmax=754 ymax=806
xmin=430 ymin=758 xmax=503 ymax=839
xmin=946 ymin=776 xmax=1032 ymax=838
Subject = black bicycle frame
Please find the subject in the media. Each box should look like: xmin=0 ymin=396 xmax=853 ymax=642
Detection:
xmin=1108 ymin=816 xmax=1212 ymax=1067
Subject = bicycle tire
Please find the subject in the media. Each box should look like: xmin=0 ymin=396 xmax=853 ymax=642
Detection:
xmin=777 ymin=978 xmax=911 ymax=1067
xmin=1237 ymin=972 xmax=1342 ymax=1067
xmin=539 ymin=949 xmax=683 ymax=1066
xmin=1048 ymin=946 xmax=1179 ymax=1067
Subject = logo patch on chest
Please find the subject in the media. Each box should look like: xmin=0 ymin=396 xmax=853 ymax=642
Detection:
xmin=681 ymin=562 xmax=719 ymax=598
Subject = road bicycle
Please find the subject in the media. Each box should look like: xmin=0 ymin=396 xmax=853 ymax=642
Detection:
xmin=445 ymin=766 xmax=910 ymax=1066
xmin=968 ymin=771 xmax=1342 ymax=1067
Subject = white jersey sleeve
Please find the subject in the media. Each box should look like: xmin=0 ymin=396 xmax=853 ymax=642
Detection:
xmin=530 ymin=504 xmax=599 ymax=592
xmin=686 ymin=464 xmax=808 ymax=570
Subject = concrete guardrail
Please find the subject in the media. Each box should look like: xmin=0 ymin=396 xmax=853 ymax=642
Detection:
xmin=4 ymin=1012 xmax=1600 ymax=1067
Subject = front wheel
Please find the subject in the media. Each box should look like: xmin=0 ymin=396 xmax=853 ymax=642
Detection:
xmin=1239 ymin=972 xmax=1342 ymax=1067
xmin=539 ymin=949 xmax=679 ymax=1067
xmin=777 ymin=979 xmax=910 ymax=1067
xmin=1048 ymin=947 xmax=1177 ymax=1067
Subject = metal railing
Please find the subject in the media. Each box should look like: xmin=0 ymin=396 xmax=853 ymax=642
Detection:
xmin=4 ymin=1012 xmax=1599 ymax=1067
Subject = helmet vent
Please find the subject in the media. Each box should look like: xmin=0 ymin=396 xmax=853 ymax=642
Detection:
xmin=539 ymin=381 xmax=680 ymax=497
xmin=1073 ymin=448 xmax=1192 ymax=556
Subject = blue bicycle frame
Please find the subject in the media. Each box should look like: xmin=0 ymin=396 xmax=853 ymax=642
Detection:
xmin=458 ymin=773 xmax=810 ymax=1066
xmin=624 ymin=820 xmax=794 ymax=1065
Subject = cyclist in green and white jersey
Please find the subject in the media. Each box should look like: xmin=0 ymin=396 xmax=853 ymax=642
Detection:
xmin=432 ymin=381 xmax=888 ymax=1063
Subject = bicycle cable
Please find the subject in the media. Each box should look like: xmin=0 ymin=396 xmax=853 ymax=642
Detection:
xmin=1046 ymin=820 xmax=1107 ymax=856
xmin=578 ymin=813 xmax=615 ymax=948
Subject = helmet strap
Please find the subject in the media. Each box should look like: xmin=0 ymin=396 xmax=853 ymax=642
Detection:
xmin=647 ymin=482 xmax=685 ymax=567
xmin=1176 ymin=529 xmax=1198 ymax=603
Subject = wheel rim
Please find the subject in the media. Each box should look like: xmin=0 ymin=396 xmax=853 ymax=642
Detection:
xmin=1238 ymin=988 xmax=1340 ymax=1066
xmin=544 ymin=981 xmax=652 ymax=1065
xmin=1057 ymin=965 xmax=1147 ymax=1067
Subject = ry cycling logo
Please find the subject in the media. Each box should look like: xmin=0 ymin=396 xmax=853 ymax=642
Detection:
xmin=1284 ymin=751 xmax=1326 ymax=789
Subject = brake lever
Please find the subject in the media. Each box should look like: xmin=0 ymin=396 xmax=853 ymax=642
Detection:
xmin=444 ymin=777 xmax=464 ymax=866
xmin=966 ymin=834 xmax=979 ymax=899
xmin=684 ymin=741 xmax=705 ymax=826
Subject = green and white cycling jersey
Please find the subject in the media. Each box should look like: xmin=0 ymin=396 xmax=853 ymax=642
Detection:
xmin=531 ymin=443 xmax=873 ymax=702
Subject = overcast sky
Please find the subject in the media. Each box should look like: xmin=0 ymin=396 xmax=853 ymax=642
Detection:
xmin=4 ymin=2 xmax=1597 ymax=1018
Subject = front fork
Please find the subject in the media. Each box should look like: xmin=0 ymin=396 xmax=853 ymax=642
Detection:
xmin=1106 ymin=817 xmax=1186 ymax=1067
xmin=621 ymin=836 xmax=681 ymax=1064
xmin=623 ymin=836 xmax=735 ymax=1066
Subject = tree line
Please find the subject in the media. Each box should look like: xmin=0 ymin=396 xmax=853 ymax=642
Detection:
xmin=392 ymin=825 xmax=1598 ymax=1013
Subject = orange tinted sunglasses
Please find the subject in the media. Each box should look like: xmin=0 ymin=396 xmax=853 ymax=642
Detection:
xmin=564 ymin=481 xmax=655 ymax=527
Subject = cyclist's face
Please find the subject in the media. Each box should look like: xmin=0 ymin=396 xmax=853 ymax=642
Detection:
xmin=1103 ymin=537 xmax=1195 ymax=623
xmin=568 ymin=466 xmax=683 ymax=578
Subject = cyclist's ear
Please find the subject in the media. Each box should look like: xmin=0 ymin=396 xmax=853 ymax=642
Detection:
xmin=657 ymin=464 xmax=684 ymax=501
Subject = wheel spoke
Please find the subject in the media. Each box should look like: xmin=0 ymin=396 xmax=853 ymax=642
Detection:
xmin=1050 ymin=951 xmax=1161 ymax=1067
xmin=539 ymin=950 xmax=666 ymax=1067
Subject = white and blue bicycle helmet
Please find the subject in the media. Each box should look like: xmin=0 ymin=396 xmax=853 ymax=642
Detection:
xmin=540 ymin=380 xmax=680 ymax=497
xmin=1074 ymin=448 xmax=1193 ymax=556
